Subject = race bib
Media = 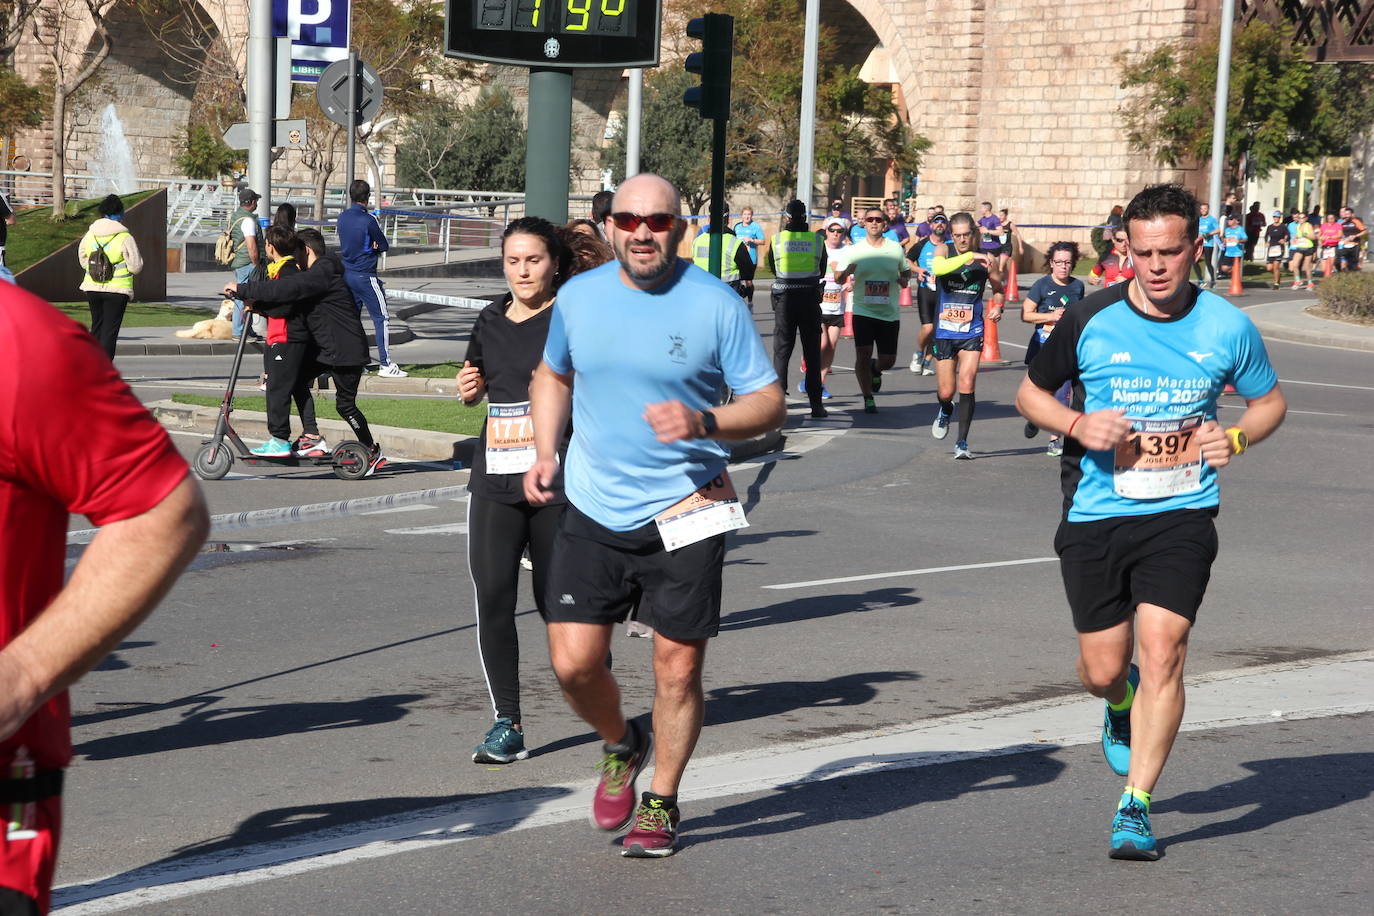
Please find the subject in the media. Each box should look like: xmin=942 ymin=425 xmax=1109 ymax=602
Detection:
xmin=1036 ymin=310 xmax=1062 ymax=343
xmin=1342 ymin=240 xmax=1358 ymax=249
xmin=485 ymin=401 xmax=536 ymax=475
xmin=1267 ymin=245 xmax=1284 ymax=258
xmin=654 ymin=472 xmax=749 ymax=550
xmin=939 ymin=305 xmax=974 ymax=333
xmin=863 ymin=280 xmax=891 ymax=305
xmin=1113 ymin=413 xmax=1204 ymax=499
xmin=822 ymin=289 xmax=841 ymax=303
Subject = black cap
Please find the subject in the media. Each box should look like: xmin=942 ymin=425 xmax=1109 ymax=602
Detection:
xmin=238 ymin=187 xmax=261 ymax=204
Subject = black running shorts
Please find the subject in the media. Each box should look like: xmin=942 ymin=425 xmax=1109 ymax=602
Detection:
xmin=916 ymin=286 xmax=938 ymax=326
xmin=851 ymin=314 xmax=900 ymax=354
xmin=544 ymin=503 xmax=724 ymax=640
xmin=932 ymin=336 xmax=983 ymax=360
xmin=1054 ymin=508 xmax=1219 ymax=633
xmin=819 ymin=314 xmax=844 ymax=328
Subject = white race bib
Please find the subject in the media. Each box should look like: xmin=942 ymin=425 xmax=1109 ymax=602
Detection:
xmin=1267 ymin=245 xmax=1284 ymax=258
xmin=1113 ymin=413 xmax=1204 ymax=499
xmin=862 ymin=280 xmax=891 ymax=305
xmin=485 ymin=401 xmax=536 ymax=475
xmin=654 ymin=472 xmax=749 ymax=550
xmin=938 ymin=304 xmax=974 ymax=334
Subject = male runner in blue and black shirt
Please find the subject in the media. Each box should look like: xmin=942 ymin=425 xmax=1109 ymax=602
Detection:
xmin=1016 ymin=184 xmax=1286 ymax=861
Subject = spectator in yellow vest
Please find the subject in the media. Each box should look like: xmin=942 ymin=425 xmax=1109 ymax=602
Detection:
xmin=78 ymin=195 xmax=143 ymax=359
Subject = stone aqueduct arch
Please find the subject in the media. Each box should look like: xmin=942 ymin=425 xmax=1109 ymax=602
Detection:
xmin=13 ymin=0 xmax=1227 ymax=245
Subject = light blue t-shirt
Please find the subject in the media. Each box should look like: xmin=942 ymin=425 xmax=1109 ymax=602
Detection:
xmin=733 ymin=220 xmax=765 ymax=264
xmin=849 ymin=222 xmax=867 ymax=244
xmin=1223 ymin=225 xmax=1247 ymax=258
xmin=543 ymin=260 xmax=777 ymax=531
xmin=1028 ymin=286 xmax=1278 ymax=522
xmin=1198 ymin=214 xmax=1219 ymax=248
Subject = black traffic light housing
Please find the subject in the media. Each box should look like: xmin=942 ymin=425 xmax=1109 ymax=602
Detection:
xmin=684 ymin=14 xmax=733 ymax=120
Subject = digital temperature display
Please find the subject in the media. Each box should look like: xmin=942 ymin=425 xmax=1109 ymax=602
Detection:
xmin=446 ymin=0 xmax=659 ymax=69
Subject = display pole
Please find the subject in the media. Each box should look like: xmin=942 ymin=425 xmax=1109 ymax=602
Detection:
xmin=526 ymin=68 xmax=574 ymax=223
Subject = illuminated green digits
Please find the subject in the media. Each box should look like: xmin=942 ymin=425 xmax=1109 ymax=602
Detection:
xmin=566 ymin=0 xmax=589 ymax=30
xmin=601 ymin=0 xmax=625 ymax=14
xmin=531 ymin=0 xmax=541 ymax=26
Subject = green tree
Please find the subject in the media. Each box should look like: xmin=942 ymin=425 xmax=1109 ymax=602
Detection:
xmin=175 ymin=123 xmax=240 ymax=180
xmin=655 ymin=0 xmax=930 ymax=203
xmin=394 ymin=87 xmax=526 ymax=192
xmin=603 ymin=68 xmax=714 ymax=213
xmin=1117 ymin=20 xmax=1374 ymax=192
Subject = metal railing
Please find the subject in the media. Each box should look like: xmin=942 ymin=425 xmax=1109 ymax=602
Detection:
xmin=1 ymin=169 xmax=597 ymax=262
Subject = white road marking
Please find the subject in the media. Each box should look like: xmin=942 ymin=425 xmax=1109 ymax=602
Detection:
xmin=383 ymin=523 xmax=469 ymax=535
xmin=762 ymin=556 xmax=1058 ymax=590
xmin=1217 ymin=403 xmax=1347 ymax=417
xmin=52 ymin=651 xmax=1374 ymax=914
xmin=1276 ymin=377 xmax=1374 ymax=392
xmin=359 ymin=504 xmax=436 ymax=516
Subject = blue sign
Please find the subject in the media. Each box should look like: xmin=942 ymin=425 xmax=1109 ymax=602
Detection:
xmin=273 ymin=0 xmax=350 ymax=83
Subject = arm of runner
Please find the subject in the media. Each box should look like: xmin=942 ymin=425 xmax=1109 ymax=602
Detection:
xmin=931 ymin=251 xmax=975 ymax=276
xmin=1196 ymin=384 xmax=1286 ymax=470
xmin=0 ymin=476 xmax=207 ymax=741
xmin=1021 ymin=295 xmax=1053 ymax=324
xmin=643 ymin=382 xmax=785 ymax=444
xmin=1016 ymin=376 xmax=1131 ymax=450
xmin=524 ymin=360 xmax=573 ymax=504
xmin=987 ymin=260 xmax=1005 ymax=315
xmin=456 ymin=360 xmax=485 ymax=405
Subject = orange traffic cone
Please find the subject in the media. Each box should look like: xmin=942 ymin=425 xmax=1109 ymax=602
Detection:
xmin=842 ymin=307 xmax=853 ymax=339
xmin=981 ymin=311 xmax=1002 ymax=362
xmin=899 ymin=285 xmax=913 ymax=308
xmin=1228 ymin=255 xmax=1244 ymax=296
xmin=1006 ymin=257 xmax=1018 ymax=301
xmin=1322 ymin=252 xmax=1334 ymax=277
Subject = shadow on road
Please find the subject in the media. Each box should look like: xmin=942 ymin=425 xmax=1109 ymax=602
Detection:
xmin=52 ymin=785 xmax=575 ymax=911
xmin=719 ymin=586 xmax=919 ymax=631
xmin=684 ymin=744 xmax=1064 ymax=846
xmin=1156 ymin=750 xmax=1374 ymax=851
xmin=705 ymin=670 xmax=920 ymax=727
xmin=92 ymin=640 xmax=156 ymax=671
xmin=75 ymin=694 xmax=426 ymax=760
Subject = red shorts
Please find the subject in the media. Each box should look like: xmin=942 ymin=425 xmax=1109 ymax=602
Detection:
xmin=1 ymin=795 xmax=61 ymax=914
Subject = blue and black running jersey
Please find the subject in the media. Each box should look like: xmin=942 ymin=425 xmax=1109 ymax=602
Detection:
xmin=934 ymin=259 xmax=989 ymax=340
xmin=1028 ymin=283 xmax=1278 ymax=522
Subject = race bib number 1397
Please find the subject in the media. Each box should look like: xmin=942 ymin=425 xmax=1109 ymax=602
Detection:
xmin=1113 ymin=413 xmax=1204 ymax=499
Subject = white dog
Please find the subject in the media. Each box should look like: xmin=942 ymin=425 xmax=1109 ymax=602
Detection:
xmin=175 ymin=299 xmax=235 ymax=339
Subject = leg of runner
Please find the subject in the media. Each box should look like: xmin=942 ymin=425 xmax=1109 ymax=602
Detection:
xmin=818 ymin=320 xmax=839 ymax=393
xmin=855 ymin=342 xmax=876 ymax=411
xmin=647 ymin=635 xmax=707 ymax=797
xmin=548 ymin=622 xmax=625 ymax=743
xmin=796 ymin=290 xmax=826 ymax=417
xmin=1124 ymin=604 xmax=1191 ymax=796
xmin=953 ymin=347 xmax=980 ymax=459
xmin=932 ymin=344 xmax=955 ymax=438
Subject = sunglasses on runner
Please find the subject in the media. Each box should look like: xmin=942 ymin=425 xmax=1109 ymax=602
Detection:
xmin=826 ymin=226 xmax=845 ymax=232
xmin=865 ymin=216 xmax=887 ymax=224
xmin=610 ymin=212 xmax=677 ymax=232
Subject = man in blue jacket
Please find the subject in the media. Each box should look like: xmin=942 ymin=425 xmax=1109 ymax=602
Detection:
xmin=336 ymin=180 xmax=406 ymax=377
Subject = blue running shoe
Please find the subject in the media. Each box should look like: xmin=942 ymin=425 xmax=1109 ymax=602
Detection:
xmin=798 ymin=377 xmax=806 ymax=394
xmin=1109 ymin=797 xmax=1160 ymax=860
xmin=821 ymin=386 xmax=832 ymax=400
xmin=472 ymin=718 xmax=528 ymax=764
xmin=1102 ymin=663 xmax=1140 ymax=776
xmin=251 ymin=437 xmax=292 ymax=457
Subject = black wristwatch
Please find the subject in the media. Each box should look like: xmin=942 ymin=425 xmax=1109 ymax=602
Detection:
xmin=699 ymin=409 xmax=719 ymax=438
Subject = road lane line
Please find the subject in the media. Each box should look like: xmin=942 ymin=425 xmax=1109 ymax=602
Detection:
xmin=359 ymin=504 xmax=436 ymax=516
xmin=762 ymin=557 xmax=1058 ymax=590
xmin=52 ymin=651 xmax=1374 ymax=914
xmin=1276 ymin=377 xmax=1374 ymax=392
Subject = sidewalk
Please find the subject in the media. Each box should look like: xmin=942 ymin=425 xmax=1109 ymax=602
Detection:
xmin=1240 ymin=299 xmax=1374 ymax=352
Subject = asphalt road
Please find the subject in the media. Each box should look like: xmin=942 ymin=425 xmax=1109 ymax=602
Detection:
xmin=50 ymin=288 xmax=1374 ymax=913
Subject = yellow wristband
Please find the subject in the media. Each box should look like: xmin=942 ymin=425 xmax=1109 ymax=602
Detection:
xmin=1225 ymin=426 xmax=1248 ymax=455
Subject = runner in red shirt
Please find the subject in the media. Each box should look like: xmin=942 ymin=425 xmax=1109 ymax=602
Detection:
xmin=0 ymin=284 xmax=208 ymax=913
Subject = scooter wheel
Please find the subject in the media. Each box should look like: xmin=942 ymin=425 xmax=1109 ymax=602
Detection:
xmin=193 ymin=441 xmax=234 ymax=480
xmin=331 ymin=441 xmax=371 ymax=480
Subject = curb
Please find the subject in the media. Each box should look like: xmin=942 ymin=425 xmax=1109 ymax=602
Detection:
xmin=150 ymin=399 xmax=787 ymax=466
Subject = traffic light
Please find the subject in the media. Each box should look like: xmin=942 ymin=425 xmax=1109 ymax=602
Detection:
xmin=684 ymin=14 xmax=733 ymax=120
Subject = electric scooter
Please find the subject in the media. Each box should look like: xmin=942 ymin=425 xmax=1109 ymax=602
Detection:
xmin=192 ymin=319 xmax=371 ymax=481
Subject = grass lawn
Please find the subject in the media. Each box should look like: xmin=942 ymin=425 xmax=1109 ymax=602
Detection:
xmin=9 ymin=191 xmax=157 ymax=273
xmin=398 ymin=361 xmax=462 ymax=378
xmin=172 ymin=393 xmax=486 ymax=437
xmin=54 ymin=302 xmax=214 ymax=328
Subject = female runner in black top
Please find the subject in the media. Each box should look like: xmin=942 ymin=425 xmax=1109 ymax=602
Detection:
xmin=457 ymin=217 xmax=608 ymax=763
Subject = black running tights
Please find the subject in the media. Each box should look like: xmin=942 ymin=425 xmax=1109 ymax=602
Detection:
xmin=467 ymin=493 xmax=564 ymax=724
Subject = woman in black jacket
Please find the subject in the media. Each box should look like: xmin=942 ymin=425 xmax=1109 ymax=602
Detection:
xmin=226 ymin=227 xmax=384 ymax=475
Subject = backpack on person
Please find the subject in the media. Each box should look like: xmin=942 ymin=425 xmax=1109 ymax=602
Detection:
xmin=87 ymin=236 xmax=116 ymax=283
xmin=214 ymin=227 xmax=239 ymax=266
